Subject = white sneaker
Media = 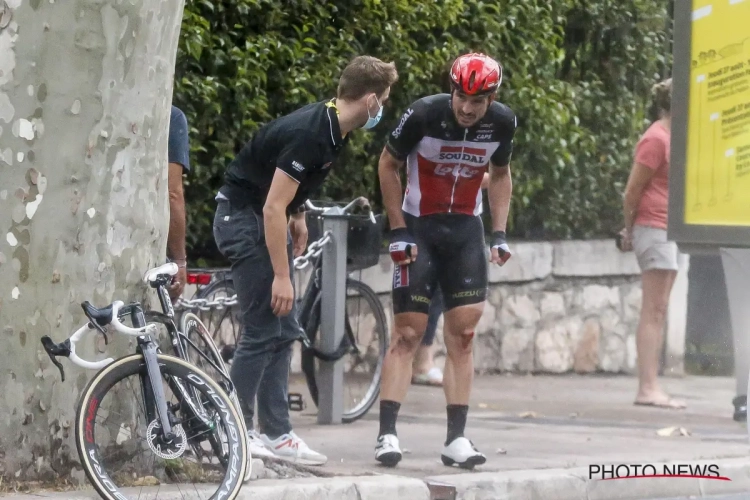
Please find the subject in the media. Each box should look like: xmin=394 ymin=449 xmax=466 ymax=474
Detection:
xmin=261 ymin=431 xmax=327 ymax=466
xmin=375 ymin=434 xmax=402 ymax=467
xmin=441 ymin=437 xmax=486 ymax=470
xmin=246 ymin=429 xmax=274 ymax=459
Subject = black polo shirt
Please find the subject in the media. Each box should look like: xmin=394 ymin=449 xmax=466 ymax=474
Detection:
xmin=219 ymin=99 xmax=348 ymax=215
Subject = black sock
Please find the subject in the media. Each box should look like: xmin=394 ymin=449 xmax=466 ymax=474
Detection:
xmin=379 ymin=400 xmax=401 ymax=437
xmin=446 ymin=404 xmax=469 ymax=445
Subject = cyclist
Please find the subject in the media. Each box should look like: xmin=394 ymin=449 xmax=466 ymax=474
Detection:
xmin=375 ymin=53 xmax=516 ymax=468
xmin=412 ymin=173 xmax=489 ymax=387
xmin=212 ymin=55 xmax=399 ymax=465
xmin=166 ymin=105 xmax=190 ymax=299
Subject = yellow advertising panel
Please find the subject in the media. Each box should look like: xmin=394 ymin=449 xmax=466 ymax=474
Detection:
xmin=684 ymin=0 xmax=750 ymax=226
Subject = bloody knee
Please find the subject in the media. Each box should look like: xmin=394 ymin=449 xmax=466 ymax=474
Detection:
xmin=459 ymin=330 xmax=475 ymax=350
xmin=446 ymin=329 xmax=475 ymax=357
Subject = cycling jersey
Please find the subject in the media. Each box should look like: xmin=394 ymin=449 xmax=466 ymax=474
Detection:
xmin=385 ymin=94 xmax=517 ymax=217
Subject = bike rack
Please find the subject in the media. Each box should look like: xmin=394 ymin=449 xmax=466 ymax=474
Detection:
xmin=317 ymin=206 xmax=350 ymax=425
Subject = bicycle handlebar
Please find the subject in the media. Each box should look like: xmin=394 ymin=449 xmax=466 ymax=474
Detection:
xmin=305 ymin=196 xmax=376 ymax=224
xmin=40 ymin=300 xmax=158 ymax=382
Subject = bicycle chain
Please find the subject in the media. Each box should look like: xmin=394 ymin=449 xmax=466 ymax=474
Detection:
xmin=174 ymin=231 xmax=332 ymax=312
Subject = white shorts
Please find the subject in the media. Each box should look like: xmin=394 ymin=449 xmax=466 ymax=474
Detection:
xmin=632 ymin=225 xmax=679 ymax=272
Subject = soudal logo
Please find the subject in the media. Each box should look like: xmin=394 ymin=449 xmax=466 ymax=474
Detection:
xmin=392 ymin=108 xmax=414 ymax=139
xmin=437 ymin=146 xmax=487 ymax=164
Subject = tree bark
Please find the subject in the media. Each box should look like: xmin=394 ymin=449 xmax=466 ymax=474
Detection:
xmin=0 ymin=0 xmax=185 ymax=481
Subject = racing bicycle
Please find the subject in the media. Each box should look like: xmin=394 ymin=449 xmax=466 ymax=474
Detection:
xmin=179 ymin=197 xmax=389 ymax=423
xmin=40 ymin=264 xmax=248 ymax=500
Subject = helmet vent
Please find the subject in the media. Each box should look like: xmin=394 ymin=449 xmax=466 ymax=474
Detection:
xmin=468 ymin=71 xmax=476 ymax=91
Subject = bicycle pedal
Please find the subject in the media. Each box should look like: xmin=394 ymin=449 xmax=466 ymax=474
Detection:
xmin=288 ymin=393 xmax=305 ymax=412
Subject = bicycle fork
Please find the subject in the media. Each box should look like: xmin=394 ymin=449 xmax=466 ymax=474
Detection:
xmin=139 ymin=337 xmax=175 ymax=440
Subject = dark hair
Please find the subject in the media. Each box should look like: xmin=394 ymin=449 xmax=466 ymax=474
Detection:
xmin=337 ymin=56 xmax=399 ymax=101
xmin=647 ymin=77 xmax=672 ymax=122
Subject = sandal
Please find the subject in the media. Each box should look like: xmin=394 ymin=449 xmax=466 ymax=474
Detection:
xmin=412 ymin=367 xmax=443 ymax=386
xmin=634 ymin=396 xmax=686 ymax=409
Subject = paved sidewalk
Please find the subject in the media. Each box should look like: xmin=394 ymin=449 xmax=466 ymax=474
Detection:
xmin=289 ymin=373 xmax=748 ymax=478
xmin=4 ymin=374 xmax=749 ymax=499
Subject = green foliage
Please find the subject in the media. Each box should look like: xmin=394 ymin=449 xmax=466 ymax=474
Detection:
xmin=173 ymin=0 xmax=672 ymax=264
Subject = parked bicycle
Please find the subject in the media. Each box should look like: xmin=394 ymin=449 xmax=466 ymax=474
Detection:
xmin=40 ymin=263 xmax=249 ymax=500
xmin=177 ymin=196 xmax=389 ymax=423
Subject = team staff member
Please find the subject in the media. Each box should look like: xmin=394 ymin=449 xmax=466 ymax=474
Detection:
xmin=375 ymin=53 xmax=515 ymax=469
xmin=213 ymin=55 xmax=399 ymax=465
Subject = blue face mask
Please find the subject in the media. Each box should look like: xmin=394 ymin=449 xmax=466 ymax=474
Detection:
xmin=362 ymin=95 xmax=383 ymax=130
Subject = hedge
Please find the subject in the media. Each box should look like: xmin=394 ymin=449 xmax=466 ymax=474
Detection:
xmin=173 ymin=0 xmax=672 ymax=266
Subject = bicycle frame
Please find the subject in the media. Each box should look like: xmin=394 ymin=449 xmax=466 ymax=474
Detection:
xmin=40 ymin=299 xmax=216 ymax=443
xmin=294 ymin=249 xmax=361 ymax=362
xmin=147 ymin=273 xmax=235 ymax=390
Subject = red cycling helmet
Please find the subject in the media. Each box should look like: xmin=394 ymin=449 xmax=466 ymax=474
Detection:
xmin=449 ymin=53 xmax=502 ymax=96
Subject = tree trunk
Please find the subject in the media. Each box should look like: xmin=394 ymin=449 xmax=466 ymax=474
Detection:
xmin=0 ymin=0 xmax=185 ymax=482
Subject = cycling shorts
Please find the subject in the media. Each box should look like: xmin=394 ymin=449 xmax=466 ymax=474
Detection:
xmin=392 ymin=212 xmax=488 ymax=315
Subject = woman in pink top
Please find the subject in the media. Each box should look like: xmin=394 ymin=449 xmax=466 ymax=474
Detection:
xmin=620 ymin=78 xmax=685 ymax=410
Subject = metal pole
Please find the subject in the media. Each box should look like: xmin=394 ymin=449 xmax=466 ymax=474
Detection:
xmin=317 ymin=208 xmax=349 ymax=425
xmin=720 ymin=248 xmax=750 ymax=439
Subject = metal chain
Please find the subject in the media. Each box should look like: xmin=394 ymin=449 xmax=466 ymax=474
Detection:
xmin=174 ymin=231 xmax=332 ymax=312
xmin=292 ymin=230 xmax=332 ymax=270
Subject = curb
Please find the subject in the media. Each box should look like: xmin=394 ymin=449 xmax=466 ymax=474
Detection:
xmin=6 ymin=458 xmax=750 ymax=500
xmin=1 ymin=475 xmax=431 ymax=500
xmin=236 ymin=474 xmax=431 ymax=499
xmin=425 ymin=457 xmax=750 ymax=500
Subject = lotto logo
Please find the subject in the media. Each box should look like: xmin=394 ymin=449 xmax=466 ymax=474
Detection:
xmin=433 ymin=164 xmax=481 ymax=178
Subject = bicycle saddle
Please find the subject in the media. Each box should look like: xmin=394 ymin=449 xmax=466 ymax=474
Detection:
xmin=81 ymin=301 xmax=113 ymax=326
xmin=143 ymin=262 xmax=179 ymax=284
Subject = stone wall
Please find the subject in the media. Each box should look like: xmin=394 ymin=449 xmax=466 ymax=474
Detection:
xmin=347 ymin=239 xmax=689 ymax=376
xmin=188 ymin=239 xmax=689 ymax=376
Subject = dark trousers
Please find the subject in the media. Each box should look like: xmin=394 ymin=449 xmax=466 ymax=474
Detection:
xmin=213 ymin=199 xmax=302 ymax=438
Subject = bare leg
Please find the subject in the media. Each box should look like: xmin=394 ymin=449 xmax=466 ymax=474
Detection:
xmin=380 ymin=312 xmax=428 ymax=403
xmin=635 ymin=269 xmax=685 ymax=408
xmin=443 ymin=303 xmax=483 ymax=405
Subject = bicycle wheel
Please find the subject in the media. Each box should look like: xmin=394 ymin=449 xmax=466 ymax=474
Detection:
xmin=301 ymin=278 xmax=388 ymax=423
xmin=180 ymin=312 xmax=243 ymax=416
xmin=179 ymin=312 xmax=252 ymax=483
xmin=75 ymin=353 xmax=247 ymax=500
xmin=192 ymin=276 xmax=241 ymax=355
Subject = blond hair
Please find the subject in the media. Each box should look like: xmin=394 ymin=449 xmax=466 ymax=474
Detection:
xmin=649 ymin=77 xmax=672 ymax=120
xmin=337 ymin=56 xmax=399 ymax=101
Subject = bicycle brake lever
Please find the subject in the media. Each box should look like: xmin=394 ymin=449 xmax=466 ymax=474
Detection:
xmin=98 ymin=327 xmax=110 ymax=346
xmin=40 ymin=336 xmax=69 ymax=382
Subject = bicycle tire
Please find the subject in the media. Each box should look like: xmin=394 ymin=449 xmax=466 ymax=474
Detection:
xmin=179 ymin=312 xmax=254 ymax=483
xmin=180 ymin=312 xmax=243 ymax=413
xmin=301 ymin=278 xmax=388 ymax=423
xmin=75 ymin=353 xmax=248 ymax=500
xmin=194 ymin=276 xmax=241 ymax=351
